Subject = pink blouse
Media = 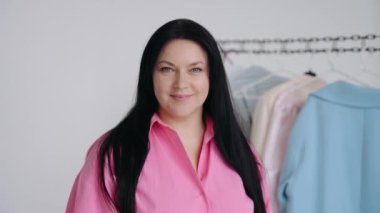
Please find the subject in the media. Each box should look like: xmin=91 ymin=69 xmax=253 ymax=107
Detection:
xmin=66 ymin=113 xmax=271 ymax=213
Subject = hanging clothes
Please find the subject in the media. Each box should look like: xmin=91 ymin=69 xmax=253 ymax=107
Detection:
xmin=278 ymin=81 xmax=380 ymax=213
xmin=227 ymin=66 xmax=287 ymax=138
xmin=250 ymin=74 xmax=315 ymax=156
xmin=262 ymin=77 xmax=326 ymax=213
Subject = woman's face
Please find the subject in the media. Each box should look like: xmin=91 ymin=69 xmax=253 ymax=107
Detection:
xmin=153 ymin=39 xmax=209 ymax=121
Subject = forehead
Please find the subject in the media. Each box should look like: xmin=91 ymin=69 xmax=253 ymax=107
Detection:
xmin=157 ymin=39 xmax=208 ymax=64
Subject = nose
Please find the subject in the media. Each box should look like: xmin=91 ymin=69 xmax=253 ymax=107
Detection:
xmin=173 ymin=70 xmax=188 ymax=89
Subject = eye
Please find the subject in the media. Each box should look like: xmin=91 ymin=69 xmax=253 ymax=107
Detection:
xmin=190 ymin=67 xmax=203 ymax=73
xmin=159 ymin=67 xmax=173 ymax=72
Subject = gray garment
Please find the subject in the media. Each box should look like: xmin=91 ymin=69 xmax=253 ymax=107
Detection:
xmin=227 ymin=66 xmax=288 ymax=138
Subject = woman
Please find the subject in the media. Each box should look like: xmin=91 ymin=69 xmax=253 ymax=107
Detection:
xmin=66 ymin=18 xmax=271 ymax=213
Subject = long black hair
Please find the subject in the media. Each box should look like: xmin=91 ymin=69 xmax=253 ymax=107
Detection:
xmin=98 ymin=18 xmax=267 ymax=213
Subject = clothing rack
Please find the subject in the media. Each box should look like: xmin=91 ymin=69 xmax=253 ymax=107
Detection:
xmin=218 ymin=34 xmax=380 ymax=55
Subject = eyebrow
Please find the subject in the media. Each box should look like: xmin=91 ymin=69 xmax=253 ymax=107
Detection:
xmin=157 ymin=60 xmax=206 ymax=66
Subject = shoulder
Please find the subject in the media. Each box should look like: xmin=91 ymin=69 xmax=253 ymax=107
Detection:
xmin=78 ymin=131 xmax=112 ymax=178
xmin=85 ymin=131 xmax=111 ymax=160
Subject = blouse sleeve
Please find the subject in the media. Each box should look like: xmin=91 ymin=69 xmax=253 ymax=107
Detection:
xmin=66 ymin=132 xmax=116 ymax=213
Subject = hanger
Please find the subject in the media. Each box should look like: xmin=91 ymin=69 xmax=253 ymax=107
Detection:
xmin=275 ymin=42 xmax=298 ymax=78
xmin=323 ymin=51 xmax=367 ymax=86
xmin=358 ymin=49 xmax=380 ymax=88
xmin=305 ymin=70 xmax=316 ymax=77
xmin=305 ymin=45 xmax=317 ymax=77
xmin=359 ymin=41 xmax=380 ymax=79
xmin=282 ymin=52 xmax=320 ymax=91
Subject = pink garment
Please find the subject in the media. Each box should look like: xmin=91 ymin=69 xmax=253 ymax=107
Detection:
xmin=66 ymin=113 xmax=272 ymax=213
xmin=250 ymin=75 xmax=312 ymax=156
xmin=262 ymin=78 xmax=326 ymax=213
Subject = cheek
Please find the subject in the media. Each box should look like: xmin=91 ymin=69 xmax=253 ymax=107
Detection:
xmin=153 ymin=75 xmax=171 ymax=103
xmin=153 ymin=74 xmax=162 ymax=99
xmin=197 ymin=78 xmax=210 ymax=98
xmin=155 ymin=82 xmax=169 ymax=94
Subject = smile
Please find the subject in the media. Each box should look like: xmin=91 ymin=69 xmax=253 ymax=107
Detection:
xmin=170 ymin=94 xmax=192 ymax=100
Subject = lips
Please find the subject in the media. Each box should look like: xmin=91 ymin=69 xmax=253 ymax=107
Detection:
xmin=170 ymin=94 xmax=192 ymax=100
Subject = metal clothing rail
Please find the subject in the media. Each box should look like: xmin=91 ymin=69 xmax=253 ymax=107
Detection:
xmin=218 ymin=34 xmax=380 ymax=55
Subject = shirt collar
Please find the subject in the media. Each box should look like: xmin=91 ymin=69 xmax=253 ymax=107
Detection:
xmin=312 ymin=81 xmax=380 ymax=108
xmin=149 ymin=113 xmax=215 ymax=144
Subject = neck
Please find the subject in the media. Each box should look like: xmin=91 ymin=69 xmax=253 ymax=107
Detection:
xmin=157 ymin=110 xmax=206 ymax=171
xmin=158 ymin=111 xmax=205 ymax=135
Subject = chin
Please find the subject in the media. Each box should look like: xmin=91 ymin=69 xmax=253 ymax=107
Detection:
xmin=169 ymin=111 xmax=196 ymax=119
xmin=166 ymin=108 xmax=202 ymax=120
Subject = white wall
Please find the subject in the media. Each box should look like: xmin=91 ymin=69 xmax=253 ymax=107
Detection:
xmin=1 ymin=0 xmax=379 ymax=212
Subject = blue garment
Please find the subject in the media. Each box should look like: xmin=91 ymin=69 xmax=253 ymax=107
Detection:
xmin=278 ymin=81 xmax=380 ymax=213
